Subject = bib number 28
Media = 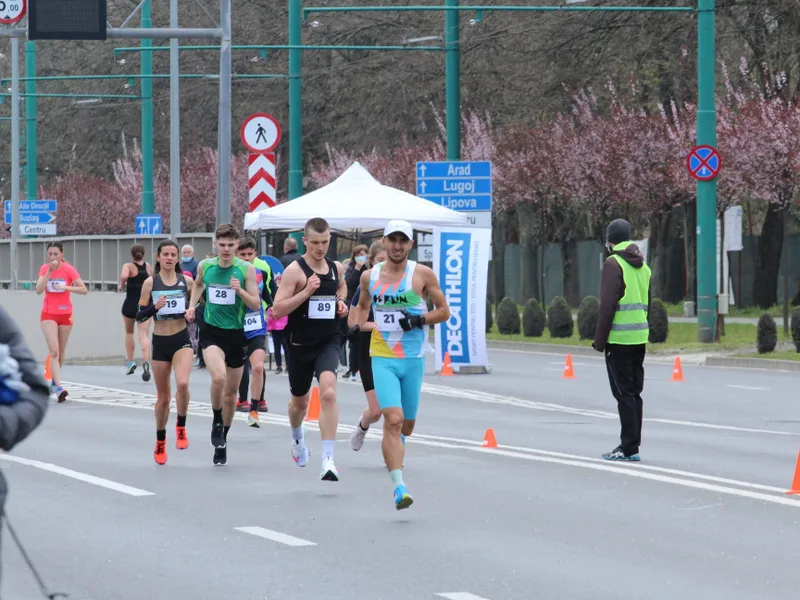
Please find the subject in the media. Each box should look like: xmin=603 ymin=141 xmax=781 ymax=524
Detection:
xmin=209 ymin=285 xmax=235 ymax=305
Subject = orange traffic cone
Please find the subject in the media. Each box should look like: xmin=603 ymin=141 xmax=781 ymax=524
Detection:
xmin=305 ymin=386 xmax=321 ymax=421
xmin=671 ymin=357 xmax=684 ymax=382
xmin=44 ymin=355 xmax=52 ymax=381
xmin=787 ymin=450 xmax=800 ymax=495
xmin=441 ymin=352 xmax=454 ymax=376
xmin=482 ymin=428 xmax=498 ymax=448
xmin=562 ymin=354 xmax=576 ymax=379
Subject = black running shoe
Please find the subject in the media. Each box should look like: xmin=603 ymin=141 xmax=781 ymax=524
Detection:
xmin=211 ymin=422 xmax=226 ymax=448
xmin=142 ymin=360 xmax=151 ymax=382
xmin=213 ymin=446 xmax=227 ymax=465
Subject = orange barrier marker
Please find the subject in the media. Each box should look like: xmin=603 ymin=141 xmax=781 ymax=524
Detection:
xmin=562 ymin=354 xmax=576 ymax=379
xmin=671 ymin=357 xmax=684 ymax=382
xmin=441 ymin=352 xmax=454 ymax=376
xmin=787 ymin=450 xmax=800 ymax=495
xmin=44 ymin=355 xmax=52 ymax=381
xmin=305 ymin=386 xmax=321 ymax=421
xmin=482 ymin=428 xmax=498 ymax=448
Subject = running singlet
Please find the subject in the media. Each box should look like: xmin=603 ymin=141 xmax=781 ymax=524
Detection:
xmin=126 ymin=263 xmax=149 ymax=302
xmin=151 ymin=273 xmax=189 ymax=321
xmin=369 ymin=260 xmax=430 ymax=359
xmin=200 ymin=256 xmax=250 ymax=330
xmin=286 ymin=257 xmax=340 ymax=345
xmin=243 ymin=268 xmax=269 ymax=340
xmin=39 ymin=262 xmax=80 ymax=315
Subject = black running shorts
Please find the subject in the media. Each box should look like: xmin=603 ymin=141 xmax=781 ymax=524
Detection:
xmin=245 ymin=335 xmax=267 ymax=358
xmin=200 ymin=324 xmax=246 ymax=369
xmin=287 ymin=340 xmax=340 ymax=397
xmin=152 ymin=328 xmax=192 ymax=363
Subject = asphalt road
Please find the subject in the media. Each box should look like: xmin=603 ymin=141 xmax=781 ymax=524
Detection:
xmin=2 ymin=347 xmax=799 ymax=600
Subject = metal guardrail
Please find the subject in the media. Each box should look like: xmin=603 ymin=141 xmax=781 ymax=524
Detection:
xmin=0 ymin=234 xmax=216 ymax=290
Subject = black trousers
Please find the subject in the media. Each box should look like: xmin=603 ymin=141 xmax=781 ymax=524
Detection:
xmin=604 ymin=343 xmax=646 ymax=456
xmin=239 ymin=354 xmax=265 ymax=403
xmin=348 ymin=333 xmax=360 ymax=375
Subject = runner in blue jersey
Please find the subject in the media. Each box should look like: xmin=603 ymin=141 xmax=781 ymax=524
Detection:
xmin=236 ymin=237 xmax=277 ymax=428
xmin=349 ymin=220 xmax=451 ymax=510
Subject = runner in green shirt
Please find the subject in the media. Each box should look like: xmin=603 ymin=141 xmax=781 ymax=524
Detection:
xmin=186 ymin=223 xmax=261 ymax=466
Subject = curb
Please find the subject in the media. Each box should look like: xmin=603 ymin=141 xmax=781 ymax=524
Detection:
xmin=486 ymin=340 xmax=599 ymax=356
xmin=705 ymin=356 xmax=800 ymax=372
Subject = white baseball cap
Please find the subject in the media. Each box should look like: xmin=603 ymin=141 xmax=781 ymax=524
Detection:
xmin=383 ymin=219 xmax=413 ymax=240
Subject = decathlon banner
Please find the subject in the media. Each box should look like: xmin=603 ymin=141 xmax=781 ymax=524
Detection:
xmin=432 ymin=226 xmax=491 ymax=372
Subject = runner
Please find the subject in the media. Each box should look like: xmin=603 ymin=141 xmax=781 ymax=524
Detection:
xmin=135 ymin=240 xmax=194 ymax=465
xmin=271 ymin=217 xmax=349 ymax=481
xmin=347 ymin=241 xmax=387 ymax=451
xmin=235 ymin=237 xmax=277 ymax=428
xmin=120 ymin=244 xmax=153 ymax=381
xmin=349 ymin=220 xmax=450 ymax=510
xmin=185 ymin=224 xmax=261 ymax=466
xmin=35 ymin=241 xmax=88 ymax=403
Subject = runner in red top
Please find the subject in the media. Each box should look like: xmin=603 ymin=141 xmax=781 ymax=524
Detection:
xmin=35 ymin=241 xmax=87 ymax=402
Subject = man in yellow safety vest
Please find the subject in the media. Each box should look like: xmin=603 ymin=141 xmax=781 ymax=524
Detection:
xmin=593 ymin=218 xmax=651 ymax=462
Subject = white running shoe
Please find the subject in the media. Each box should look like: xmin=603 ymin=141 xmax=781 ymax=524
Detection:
xmin=292 ymin=441 xmax=310 ymax=467
xmin=320 ymin=457 xmax=339 ymax=481
xmin=350 ymin=423 xmax=367 ymax=451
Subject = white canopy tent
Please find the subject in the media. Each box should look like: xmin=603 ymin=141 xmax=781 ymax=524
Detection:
xmin=243 ymin=162 xmax=469 ymax=234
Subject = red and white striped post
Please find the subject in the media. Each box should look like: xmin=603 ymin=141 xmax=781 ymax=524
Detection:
xmin=240 ymin=113 xmax=282 ymax=213
xmin=248 ymin=152 xmax=277 ymax=212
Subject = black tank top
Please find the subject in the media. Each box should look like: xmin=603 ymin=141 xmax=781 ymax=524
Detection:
xmin=151 ymin=272 xmax=189 ymax=321
xmin=287 ymin=257 xmax=341 ymax=345
xmin=126 ymin=262 xmax=149 ymax=301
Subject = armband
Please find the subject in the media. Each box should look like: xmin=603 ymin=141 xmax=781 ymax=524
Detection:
xmin=136 ymin=303 xmax=158 ymax=323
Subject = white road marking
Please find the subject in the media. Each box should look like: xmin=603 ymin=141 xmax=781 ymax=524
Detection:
xmin=0 ymin=455 xmax=155 ymax=497
xmin=437 ymin=593 xmax=491 ymax=600
xmin=726 ymin=385 xmax=769 ymax=391
xmin=61 ymin=382 xmax=800 ymax=508
xmin=414 ymin=382 xmax=796 ymax=436
xmin=234 ymin=526 xmax=316 ymax=547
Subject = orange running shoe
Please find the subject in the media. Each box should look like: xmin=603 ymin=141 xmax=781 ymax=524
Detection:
xmin=247 ymin=410 xmax=260 ymax=428
xmin=154 ymin=440 xmax=167 ymax=465
xmin=175 ymin=426 xmax=189 ymax=450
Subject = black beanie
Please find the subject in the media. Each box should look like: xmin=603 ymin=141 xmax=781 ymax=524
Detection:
xmin=606 ymin=219 xmax=631 ymax=246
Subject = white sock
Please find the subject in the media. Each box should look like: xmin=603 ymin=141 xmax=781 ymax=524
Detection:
xmin=322 ymin=439 xmax=335 ymax=460
xmin=292 ymin=426 xmax=304 ymax=445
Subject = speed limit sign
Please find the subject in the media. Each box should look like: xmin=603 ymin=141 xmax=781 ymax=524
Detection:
xmin=0 ymin=0 xmax=26 ymax=24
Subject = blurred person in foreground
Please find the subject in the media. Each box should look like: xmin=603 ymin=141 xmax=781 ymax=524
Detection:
xmin=0 ymin=305 xmax=49 ymax=576
xmin=593 ymin=218 xmax=651 ymax=462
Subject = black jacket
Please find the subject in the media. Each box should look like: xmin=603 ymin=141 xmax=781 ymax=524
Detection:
xmin=0 ymin=304 xmax=50 ymax=579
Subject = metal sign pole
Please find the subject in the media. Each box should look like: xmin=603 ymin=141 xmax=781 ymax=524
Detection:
xmin=10 ymin=37 xmax=20 ymax=290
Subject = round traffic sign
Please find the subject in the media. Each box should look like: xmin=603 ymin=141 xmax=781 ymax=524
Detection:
xmin=686 ymin=145 xmax=721 ymax=181
xmin=0 ymin=0 xmax=26 ymax=24
xmin=240 ymin=113 xmax=282 ymax=153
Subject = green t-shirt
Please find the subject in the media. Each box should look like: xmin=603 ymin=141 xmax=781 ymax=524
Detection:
xmin=200 ymin=256 xmax=250 ymax=330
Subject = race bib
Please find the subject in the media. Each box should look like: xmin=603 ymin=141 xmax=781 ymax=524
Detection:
xmin=308 ymin=296 xmax=336 ymax=319
xmin=158 ymin=294 xmax=185 ymax=316
xmin=376 ymin=308 xmax=404 ymax=332
xmin=47 ymin=279 xmax=66 ymax=293
xmin=209 ymin=284 xmax=235 ymax=305
xmin=244 ymin=312 xmax=263 ymax=332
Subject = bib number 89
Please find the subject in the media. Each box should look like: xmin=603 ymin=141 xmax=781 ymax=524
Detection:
xmin=317 ymin=301 xmax=331 ymax=313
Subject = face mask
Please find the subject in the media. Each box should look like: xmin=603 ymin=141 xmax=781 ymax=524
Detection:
xmin=355 ymin=255 xmax=367 ymax=264
xmin=181 ymin=256 xmax=193 ymax=263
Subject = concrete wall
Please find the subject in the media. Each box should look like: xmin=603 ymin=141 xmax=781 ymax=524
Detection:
xmin=1 ymin=290 xmax=132 ymax=364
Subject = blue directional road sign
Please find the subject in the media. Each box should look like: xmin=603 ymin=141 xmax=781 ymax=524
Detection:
xmin=136 ymin=214 xmax=163 ymax=235
xmin=4 ymin=199 xmax=58 ymax=225
xmin=415 ymin=161 xmax=492 ymax=212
